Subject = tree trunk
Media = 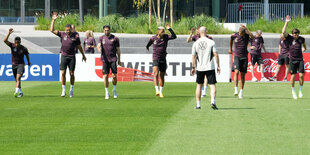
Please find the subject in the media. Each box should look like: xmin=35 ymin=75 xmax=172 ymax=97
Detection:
xmin=163 ymin=0 xmax=168 ymax=26
xmin=170 ymin=0 xmax=173 ymax=27
xmin=157 ymin=0 xmax=161 ymax=25
xmin=149 ymin=0 xmax=152 ymax=29
xmin=152 ymin=0 xmax=159 ymax=25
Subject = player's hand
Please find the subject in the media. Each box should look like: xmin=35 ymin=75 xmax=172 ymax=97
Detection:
xmin=8 ymin=28 xmax=14 ymax=34
xmin=52 ymin=12 xmax=58 ymax=20
xmin=250 ymin=46 xmax=256 ymax=50
xmin=302 ymin=48 xmax=306 ymax=52
xmin=217 ymin=67 xmax=221 ymax=74
xmin=191 ymin=68 xmax=196 ymax=76
xmin=118 ymin=60 xmax=121 ymax=66
xmin=146 ymin=47 xmax=149 ymax=51
xmin=82 ymin=56 xmax=87 ymax=62
xmin=166 ymin=24 xmax=171 ymax=30
xmin=228 ymin=49 xmax=233 ymax=54
xmin=285 ymin=15 xmax=290 ymax=23
xmin=27 ymin=62 xmax=31 ymax=66
xmin=191 ymin=27 xmax=195 ymax=34
xmin=240 ymin=24 xmax=247 ymax=29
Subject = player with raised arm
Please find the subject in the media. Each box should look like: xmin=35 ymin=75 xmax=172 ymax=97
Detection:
xmin=270 ymin=34 xmax=290 ymax=82
xmin=97 ymin=25 xmax=121 ymax=99
xmin=229 ymin=24 xmax=254 ymax=99
xmin=249 ymin=30 xmax=269 ymax=82
xmin=146 ymin=24 xmax=177 ymax=98
xmin=281 ymin=15 xmax=307 ymax=99
xmin=191 ymin=26 xmax=220 ymax=110
xmin=50 ymin=12 xmax=87 ymax=97
xmin=3 ymin=28 xmax=31 ymax=97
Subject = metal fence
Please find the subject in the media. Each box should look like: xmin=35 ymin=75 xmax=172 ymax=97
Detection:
xmin=227 ymin=3 xmax=304 ymax=23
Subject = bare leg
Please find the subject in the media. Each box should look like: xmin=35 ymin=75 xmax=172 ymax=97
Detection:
xmin=69 ymin=71 xmax=75 ymax=85
xmin=240 ymin=72 xmax=246 ymax=90
xmin=159 ymin=71 xmax=165 ymax=87
xmin=16 ymin=74 xmax=22 ymax=88
xmin=153 ymin=67 xmax=159 ymax=87
xmin=196 ymin=83 xmax=202 ymax=107
xmin=112 ymin=73 xmax=117 ymax=85
xmin=284 ymin=64 xmax=289 ymax=79
xmin=260 ymin=64 xmax=265 ymax=78
xmin=273 ymin=64 xmax=281 ymax=77
xmin=299 ymin=73 xmax=304 ymax=86
xmin=251 ymin=65 xmax=255 ymax=79
xmin=209 ymin=84 xmax=216 ymax=102
xmin=290 ymin=74 xmax=295 ymax=87
xmin=104 ymin=74 xmax=109 ymax=88
xmin=234 ymin=69 xmax=239 ymax=87
xmin=61 ymin=70 xmax=66 ymax=85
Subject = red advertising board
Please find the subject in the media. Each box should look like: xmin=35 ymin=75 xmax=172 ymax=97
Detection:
xmin=231 ymin=53 xmax=310 ymax=81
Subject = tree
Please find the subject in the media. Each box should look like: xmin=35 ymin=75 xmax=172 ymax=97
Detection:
xmin=133 ymin=0 xmax=173 ymax=27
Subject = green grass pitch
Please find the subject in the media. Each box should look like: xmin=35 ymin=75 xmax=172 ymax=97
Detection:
xmin=0 ymin=82 xmax=309 ymax=154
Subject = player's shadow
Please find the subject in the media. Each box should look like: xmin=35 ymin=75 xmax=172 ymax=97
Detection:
xmin=219 ymin=107 xmax=255 ymax=110
xmin=247 ymin=97 xmax=292 ymax=100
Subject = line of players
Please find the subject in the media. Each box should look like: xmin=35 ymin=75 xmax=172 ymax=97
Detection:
xmin=3 ymin=14 xmax=306 ymax=108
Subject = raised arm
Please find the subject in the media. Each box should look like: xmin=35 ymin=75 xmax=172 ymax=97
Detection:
xmin=186 ymin=28 xmax=195 ymax=43
xmin=166 ymin=24 xmax=177 ymax=39
xmin=50 ymin=12 xmax=59 ymax=35
xmin=241 ymin=24 xmax=254 ymax=39
xmin=282 ymin=16 xmax=290 ymax=38
xmin=3 ymin=28 xmax=14 ymax=46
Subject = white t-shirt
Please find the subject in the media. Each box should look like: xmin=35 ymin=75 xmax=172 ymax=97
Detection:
xmin=192 ymin=37 xmax=217 ymax=71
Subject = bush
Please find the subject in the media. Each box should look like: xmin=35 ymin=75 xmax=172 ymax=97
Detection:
xmin=248 ymin=16 xmax=310 ymax=34
xmin=35 ymin=13 xmax=232 ymax=34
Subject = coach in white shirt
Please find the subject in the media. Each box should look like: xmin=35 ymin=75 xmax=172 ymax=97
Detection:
xmin=191 ymin=26 xmax=221 ymax=110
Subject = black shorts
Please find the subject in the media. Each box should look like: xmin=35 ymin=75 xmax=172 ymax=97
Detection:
xmin=278 ymin=54 xmax=289 ymax=65
xmin=153 ymin=59 xmax=167 ymax=72
xmin=60 ymin=55 xmax=76 ymax=71
xmin=102 ymin=61 xmax=117 ymax=74
xmin=12 ymin=64 xmax=25 ymax=76
xmin=290 ymin=60 xmax=304 ymax=74
xmin=196 ymin=70 xmax=217 ymax=85
xmin=233 ymin=56 xmax=248 ymax=73
xmin=251 ymin=54 xmax=264 ymax=65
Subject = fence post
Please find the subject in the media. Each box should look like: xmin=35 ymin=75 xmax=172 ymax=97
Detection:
xmin=264 ymin=0 xmax=269 ymax=20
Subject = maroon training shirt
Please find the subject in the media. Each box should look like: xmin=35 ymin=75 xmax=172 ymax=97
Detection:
xmin=83 ymin=37 xmax=96 ymax=53
xmin=231 ymin=33 xmax=250 ymax=58
xmin=279 ymin=38 xmax=290 ymax=56
xmin=57 ymin=31 xmax=81 ymax=57
xmin=9 ymin=43 xmax=29 ymax=65
xmin=98 ymin=34 xmax=120 ymax=62
xmin=250 ymin=35 xmax=264 ymax=55
xmin=286 ymin=34 xmax=305 ymax=61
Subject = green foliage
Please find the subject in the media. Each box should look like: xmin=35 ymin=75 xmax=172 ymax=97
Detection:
xmin=35 ymin=13 xmax=232 ymax=34
xmin=248 ymin=16 xmax=310 ymax=34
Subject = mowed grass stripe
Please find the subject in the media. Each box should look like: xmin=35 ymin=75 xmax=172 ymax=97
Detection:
xmin=0 ymin=82 xmax=194 ymax=154
xmin=146 ymin=83 xmax=310 ymax=154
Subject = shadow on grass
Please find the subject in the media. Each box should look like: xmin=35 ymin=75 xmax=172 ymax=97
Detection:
xmin=219 ymin=107 xmax=255 ymax=110
xmin=247 ymin=97 xmax=292 ymax=100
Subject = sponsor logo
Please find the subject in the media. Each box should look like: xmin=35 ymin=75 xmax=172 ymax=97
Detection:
xmin=0 ymin=64 xmax=53 ymax=80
